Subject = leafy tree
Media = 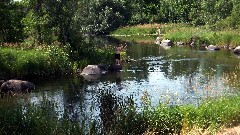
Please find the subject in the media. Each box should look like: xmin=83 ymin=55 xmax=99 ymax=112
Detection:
xmin=0 ymin=0 xmax=25 ymax=44
xmin=77 ymin=0 xmax=130 ymax=34
xmin=21 ymin=0 xmax=54 ymax=45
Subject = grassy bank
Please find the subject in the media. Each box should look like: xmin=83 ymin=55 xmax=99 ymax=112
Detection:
xmin=0 ymin=43 xmax=114 ymax=78
xmin=0 ymin=46 xmax=71 ymax=78
xmin=0 ymin=92 xmax=239 ymax=134
xmin=111 ymin=23 xmax=240 ymax=47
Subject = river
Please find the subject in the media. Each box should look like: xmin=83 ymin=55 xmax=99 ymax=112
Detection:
xmin=27 ymin=36 xmax=240 ymax=128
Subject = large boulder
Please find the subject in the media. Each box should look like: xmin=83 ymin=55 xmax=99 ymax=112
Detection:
xmin=80 ymin=64 xmax=122 ymax=80
xmin=0 ymin=80 xmax=4 ymax=86
xmin=233 ymin=46 xmax=240 ymax=54
xmin=80 ymin=65 xmax=107 ymax=75
xmin=1 ymin=79 xmax=35 ymax=95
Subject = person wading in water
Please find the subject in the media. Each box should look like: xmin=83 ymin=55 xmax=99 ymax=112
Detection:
xmin=115 ymin=44 xmax=127 ymax=65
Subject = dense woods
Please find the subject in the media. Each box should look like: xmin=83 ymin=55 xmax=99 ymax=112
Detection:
xmin=1 ymin=0 xmax=240 ymax=46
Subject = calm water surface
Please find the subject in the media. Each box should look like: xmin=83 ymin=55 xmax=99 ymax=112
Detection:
xmin=29 ymin=37 xmax=240 ymax=123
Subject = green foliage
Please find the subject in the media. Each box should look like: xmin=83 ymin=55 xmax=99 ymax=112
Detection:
xmin=0 ymin=1 xmax=25 ymax=43
xmin=145 ymin=104 xmax=183 ymax=134
xmin=2 ymin=0 xmax=240 ymax=46
xmin=181 ymin=95 xmax=240 ymax=132
xmin=0 ymin=98 xmax=85 ymax=135
xmin=162 ymin=24 xmax=240 ymax=46
xmin=0 ymin=46 xmax=72 ymax=77
xmin=111 ymin=26 xmax=156 ymax=36
xmin=0 ymin=91 xmax=240 ymax=134
xmin=77 ymin=0 xmax=130 ymax=34
xmin=97 ymin=91 xmax=240 ymax=134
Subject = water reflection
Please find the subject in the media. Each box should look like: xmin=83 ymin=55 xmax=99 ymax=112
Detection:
xmin=115 ymin=71 xmax=123 ymax=90
xmin=26 ymin=36 xmax=240 ymax=133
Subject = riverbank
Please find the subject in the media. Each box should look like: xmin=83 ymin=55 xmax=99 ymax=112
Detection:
xmin=0 ymin=42 xmax=114 ymax=78
xmin=0 ymin=45 xmax=72 ymax=78
xmin=111 ymin=23 xmax=240 ymax=48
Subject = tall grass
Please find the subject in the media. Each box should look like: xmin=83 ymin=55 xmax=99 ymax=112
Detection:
xmin=0 ymin=97 xmax=89 ymax=135
xmin=0 ymin=42 xmax=116 ymax=77
xmin=111 ymin=24 xmax=158 ymax=36
xmin=0 ymin=46 xmax=72 ymax=77
xmin=0 ymin=90 xmax=239 ymax=134
xmin=163 ymin=24 xmax=240 ymax=47
xmin=111 ymin=23 xmax=240 ymax=47
xmin=112 ymin=94 xmax=240 ymax=134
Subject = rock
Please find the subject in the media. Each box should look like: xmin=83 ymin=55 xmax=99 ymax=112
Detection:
xmin=176 ymin=41 xmax=184 ymax=46
xmin=81 ymin=74 xmax=101 ymax=81
xmin=233 ymin=46 xmax=240 ymax=54
xmin=80 ymin=64 xmax=122 ymax=81
xmin=80 ymin=65 xmax=104 ymax=75
xmin=0 ymin=80 xmax=4 ymax=85
xmin=108 ymin=64 xmax=122 ymax=71
xmin=1 ymin=79 xmax=35 ymax=95
xmin=205 ymin=45 xmax=220 ymax=51
xmin=161 ymin=39 xmax=173 ymax=46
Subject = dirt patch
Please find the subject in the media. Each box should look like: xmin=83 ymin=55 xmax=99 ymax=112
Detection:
xmin=217 ymin=125 xmax=240 ymax=135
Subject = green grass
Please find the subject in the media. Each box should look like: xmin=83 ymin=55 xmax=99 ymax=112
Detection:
xmin=104 ymin=87 xmax=240 ymax=134
xmin=0 ymin=97 xmax=85 ymax=135
xmin=0 ymin=46 xmax=72 ymax=77
xmin=111 ymin=23 xmax=240 ymax=47
xmin=0 ymin=43 xmax=116 ymax=77
xmin=0 ymin=91 xmax=239 ymax=134
xmin=111 ymin=24 xmax=158 ymax=36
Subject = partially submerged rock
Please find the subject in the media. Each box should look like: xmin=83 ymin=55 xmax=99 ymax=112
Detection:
xmin=108 ymin=64 xmax=122 ymax=71
xmin=80 ymin=64 xmax=122 ymax=80
xmin=161 ymin=39 xmax=173 ymax=46
xmin=1 ymin=79 xmax=35 ymax=96
xmin=80 ymin=65 xmax=104 ymax=75
xmin=205 ymin=45 xmax=220 ymax=51
xmin=176 ymin=41 xmax=184 ymax=46
xmin=233 ymin=46 xmax=240 ymax=54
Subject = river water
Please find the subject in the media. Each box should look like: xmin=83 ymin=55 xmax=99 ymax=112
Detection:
xmin=28 ymin=36 xmax=240 ymax=126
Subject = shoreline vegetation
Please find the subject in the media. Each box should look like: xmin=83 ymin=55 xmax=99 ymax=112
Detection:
xmin=111 ymin=23 xmax=240 ymax=49
xmin=0 ymin=23 xmax=240 ymax=134
xmin=1 ymin=23 xmax=240 ymax=78
xmin=2 ymin=1 xmax=240 ymax=134
xmin=0 ymin=90 xmax=239 ymax=134
xmin=0 ymin=42 xmax=114 ymax=79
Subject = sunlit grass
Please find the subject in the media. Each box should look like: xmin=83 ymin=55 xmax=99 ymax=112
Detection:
xmin=0 ymin=46 xmax=72 ymax=77
xmin=111 ymin=23 xmax=240 ymax=47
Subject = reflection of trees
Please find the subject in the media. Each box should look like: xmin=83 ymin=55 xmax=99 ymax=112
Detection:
xmin=165 ymin=60 xmax=200 ymax=79
xmin=158 ymin=47 xmax=201 ymax=79
xmin=84 ymin=36 xmax=122 ymax=47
